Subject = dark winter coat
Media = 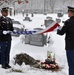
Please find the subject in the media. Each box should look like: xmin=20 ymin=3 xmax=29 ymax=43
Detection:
xmin=57 ymin=16 xmax=74 ymax=50
xmin=0 ymin=16 xmax=13 ymax=41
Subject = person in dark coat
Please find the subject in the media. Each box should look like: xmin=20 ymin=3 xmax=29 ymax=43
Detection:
xmin=57 ymin=6 xmax=74 ymax=75
xmin=0 ymin=7 xmax=13 ymax=69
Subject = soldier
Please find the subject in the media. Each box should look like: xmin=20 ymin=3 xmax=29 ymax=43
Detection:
xmin=57 ymin=6 xmax=74 ymax=75
xmin=0 ymin=7 xmax=13 ymax=69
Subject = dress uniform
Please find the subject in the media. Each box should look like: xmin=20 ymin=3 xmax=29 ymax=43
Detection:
xmin=57 ymin=6 xmax=74 ymax=75
xmin=0 ymin=7 xmax=13 ymax=69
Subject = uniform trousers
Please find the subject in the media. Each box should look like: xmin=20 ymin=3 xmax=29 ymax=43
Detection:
xmin=0 ymin=41 xmax=11 ymax=65
xmin=66 ymin=50 xmax=74 ymax=75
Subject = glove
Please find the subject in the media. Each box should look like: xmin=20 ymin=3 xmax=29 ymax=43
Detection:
xmin=3 ymin=31 xmax=12 ymax=35
xmin=58 ymin=26 xmax=62 ymax=30
xmin=3 ymin=31 xmax=8 ymax=35
xmin=54 ymin=26 xmax=62 ymax=31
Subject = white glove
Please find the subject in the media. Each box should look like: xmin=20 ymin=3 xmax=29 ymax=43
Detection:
xmin=54 ymin=26 xmax=62 ymax=31
xmin=3 ymin=31 xmax=8 ymax=35
xmin=58 ymin=26 xmax=62 ymax=30
xmin=3 ymin=31 xmax=12 ymax=35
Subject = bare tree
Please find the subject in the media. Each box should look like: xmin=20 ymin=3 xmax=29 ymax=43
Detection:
xmin=50 ymin=0 xmax=55 ymax=13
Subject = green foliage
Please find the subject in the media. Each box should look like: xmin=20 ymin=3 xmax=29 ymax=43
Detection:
xmin=11 ymin=68 xmax=23 ymax=73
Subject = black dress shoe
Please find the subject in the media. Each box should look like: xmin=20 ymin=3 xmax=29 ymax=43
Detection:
xmin=5 ymin=64 xmax=11 ymax=68
xmin=2 ymin=65 xmax=8 ymax=69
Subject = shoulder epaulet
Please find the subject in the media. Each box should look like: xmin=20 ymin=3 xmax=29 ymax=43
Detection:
xmin=65 ymin=19 xmax=70 ymax=23
xmin=0 ymin=16 xmax=2 ymax=20
xmin=7 ymin=17 xmax=11 ymax=20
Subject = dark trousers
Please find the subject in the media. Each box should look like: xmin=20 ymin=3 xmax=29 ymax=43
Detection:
xmin=0 ymin=51 xmax=1 ymax=64
xmin=66 ymin=50 xmax=74 ymax=75
xmin=0 ymin=41 xmax=11 ymax=65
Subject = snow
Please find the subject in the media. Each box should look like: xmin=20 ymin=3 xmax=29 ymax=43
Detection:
xmin=0 ymin=14 xmax=69 ymax=75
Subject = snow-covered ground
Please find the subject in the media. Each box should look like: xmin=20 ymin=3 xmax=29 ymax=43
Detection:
xmin=0 ymin=14 xmax=69 ymax=75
